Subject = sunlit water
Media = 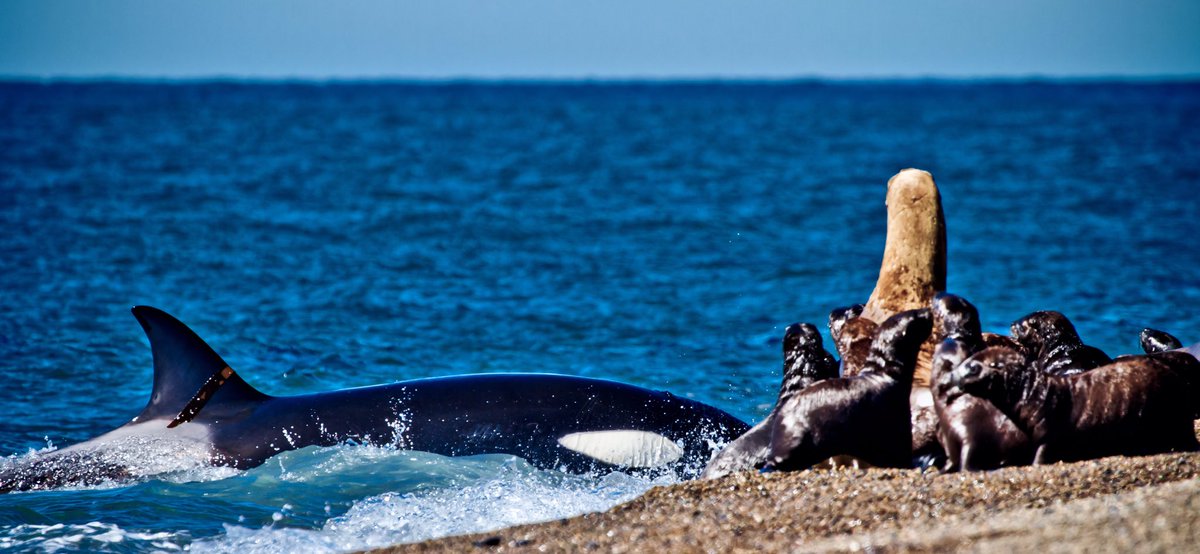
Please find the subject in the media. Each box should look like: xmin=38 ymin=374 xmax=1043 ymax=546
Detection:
xmin=1 ymin=80 xmax=1198 ymax=552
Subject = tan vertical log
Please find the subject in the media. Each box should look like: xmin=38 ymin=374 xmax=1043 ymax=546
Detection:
xmin=861 ymin=168 xmax=947 ymax=387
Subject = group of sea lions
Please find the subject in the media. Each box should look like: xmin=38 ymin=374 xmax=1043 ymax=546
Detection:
xmin=703 ymin=295 xmax=1199 ymax=478
xmin=701 ymin=169 xmax=1200 ymax=478
xmin=934 ymin=294 xmax=1200 ymax=469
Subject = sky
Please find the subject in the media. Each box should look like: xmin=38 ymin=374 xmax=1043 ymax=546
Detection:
xmin=1 ymin=0 xmax=1198 ymax=80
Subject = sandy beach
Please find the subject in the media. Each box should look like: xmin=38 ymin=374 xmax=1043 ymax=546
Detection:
xmin=372 ymin=432 xmax=1200 ymax=552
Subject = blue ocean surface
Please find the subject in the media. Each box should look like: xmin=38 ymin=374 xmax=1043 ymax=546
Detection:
xmin=1 ymin=80 xmax=1198 ymax=552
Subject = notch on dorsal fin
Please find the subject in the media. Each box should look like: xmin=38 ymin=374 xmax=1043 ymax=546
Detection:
xmin=131 ymin=306 xmax=269 ymax=425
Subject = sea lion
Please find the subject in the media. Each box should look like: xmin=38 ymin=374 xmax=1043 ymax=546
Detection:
xmin=929 ymin=293 xmax=1032 ymax=471
xmin=700 ymin=323 xmax=838 ymax=479
xmin=1141 ymin=328 xmax=1183 ymax=354
xmin=766 ymin=309 xmax=932 ymax=471
xmin=1010 ymin=311 xmax=1112 ymax=376
xmin=831 ymin=308 xmax=877 ymax=378
xmin=929 ymin=293 xmax=1020 ymax=352
xmin=931 ymin=293 xmax=984 ymax=348
xmin=829 ymin=304 xmax=865 ymax=346
xmin=860 ymin=169 xmax=947 ymax=388
xmin=949 ymin=347 xmax=1200 ymax=465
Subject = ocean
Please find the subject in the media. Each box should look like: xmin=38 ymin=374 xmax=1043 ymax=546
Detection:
xmin=1 ymin=80 xmax=1198 ymax=552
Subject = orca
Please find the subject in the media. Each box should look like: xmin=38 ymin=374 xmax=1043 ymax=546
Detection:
xmin=0 ymin=307 xmax=749 ymax=493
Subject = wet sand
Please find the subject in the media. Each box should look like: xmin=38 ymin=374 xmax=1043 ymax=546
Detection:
xmin=370 ymin=445 xmax=1200 ymax=552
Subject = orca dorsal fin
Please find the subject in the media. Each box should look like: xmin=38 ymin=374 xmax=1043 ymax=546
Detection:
xmin=131 ymin=306 xmax=269 ymax=424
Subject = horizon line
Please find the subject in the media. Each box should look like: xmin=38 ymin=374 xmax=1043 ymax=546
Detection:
xmin=3 ymin=73 xmax=1200 ymax=86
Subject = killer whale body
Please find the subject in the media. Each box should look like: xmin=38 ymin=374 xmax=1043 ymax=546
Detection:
xmin=0 ymin=307 xmax=748 ymax=493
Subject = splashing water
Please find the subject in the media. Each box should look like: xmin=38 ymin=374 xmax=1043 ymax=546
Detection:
xmin=193 ymin=460 xmax=664 ymax=553
xmin=1 ymin=445 xmax=672 ymax=553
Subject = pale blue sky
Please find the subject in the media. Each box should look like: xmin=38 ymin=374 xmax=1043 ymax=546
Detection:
xmin=2 ymin=0 xmax=1198 ymax=79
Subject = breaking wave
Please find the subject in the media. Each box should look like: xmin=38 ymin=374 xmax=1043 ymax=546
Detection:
xmin=0 ymin=444 xmax=673 ymax=553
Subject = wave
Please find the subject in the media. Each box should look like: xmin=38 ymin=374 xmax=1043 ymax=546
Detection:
xmin=0 ymin=444 xmax=672 ymax=553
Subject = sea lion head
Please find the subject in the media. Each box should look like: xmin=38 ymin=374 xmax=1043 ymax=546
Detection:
xmin=1140 ymin=328 xmax=1182 ymax=355
xmin=783 ymin=322 xmax=823 ymax=362
xmin=866 ymin=308 xmax=933 ymax=380
xmin=780 ymin=323 xmax=838 ymax=395
xmin=948 ymin=346 xmax=1029 ymax=399
xmin=931 ymin=292 xmax=983 ymax=345
xmin=828 ymin=304 xmax=865 ymax=343
xmin=931 ymin=337 xmax=972 ymax=394
xmin=1010 ymin=311 xmax=1082 ymax=358
xmin=835 ymin=316 xmax=878 ymax=378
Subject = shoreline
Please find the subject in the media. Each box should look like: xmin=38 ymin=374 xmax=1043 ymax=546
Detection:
xmin=369 ymin=447 xmax=1200 ymax=553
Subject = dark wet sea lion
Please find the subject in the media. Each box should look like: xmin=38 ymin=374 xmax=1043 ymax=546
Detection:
xmin=929 ymin=293 xmax=1032 ymax=471
xmin=776 ymin=322 xmax=840 ymax=396
xmin=905 ymin=292 xmax=1001 ymax=466
xmin=930 ymin=293 xmax=984 ymax=349
xmin=950 ymin=348 xmax=1200 ymax=465
xmin=931 ymin=340 xmax=1033 ymax=471
xmin=1147 ymin=349 xmax=1200 ymax=418
xmin=1141 ymin=328 xmax=1183 ymax=354
xmin=700 ymin=323 xmax=838 ymax=479
xmin=1010 ymin=311 xmax=1111 ymax=376
xmin=766 ymin=309 xmax=932 ymax=471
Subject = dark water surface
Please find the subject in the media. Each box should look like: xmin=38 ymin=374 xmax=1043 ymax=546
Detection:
xmin=1 ymin=81 xmax=1198 ymax=551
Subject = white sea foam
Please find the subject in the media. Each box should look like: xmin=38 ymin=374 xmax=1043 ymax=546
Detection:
xmin=0 ymin=522 xmax=186 ymax=553
xmin=1 ymin=430 xmax=239 ymax=493
xmin=2 ymin=445 xmax=674 ymax=553
xmin=190 ymin=455 xmax=671 ymax=553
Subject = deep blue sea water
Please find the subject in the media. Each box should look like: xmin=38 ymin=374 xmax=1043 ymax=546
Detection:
xmin=1 ymin=80 xmax=1198 ymax=552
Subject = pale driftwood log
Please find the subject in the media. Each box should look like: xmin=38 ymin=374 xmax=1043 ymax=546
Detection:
xmin=860 ymin=168 xmax=946 ymax=388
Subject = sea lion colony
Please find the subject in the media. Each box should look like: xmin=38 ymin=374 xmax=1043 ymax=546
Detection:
xmin=703 ymin=292 xmax=1199 ymax=477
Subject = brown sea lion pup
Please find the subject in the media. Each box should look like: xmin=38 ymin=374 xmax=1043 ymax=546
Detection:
xmin=829 ymin=304 xmax=876 ymax=378
xmin=765 ymin=309 xmax=932 ymax=471
xmin=929 ymin=293 xmax=1032 ymax=471
xmin=1010 ymin=311 xmax=1112 ymax=376
xmin=700 ymin=323 xmax=838 ymax=479
xmin=829 ymin=304 xmax=864 ymax=345
xmin=860 ymin=169 xmax=947 ymax=388
xmin=949 ymin=348 xmax=1200 ymax=464
xmin=1141 ymin=328 xmax=1183 ymax=354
